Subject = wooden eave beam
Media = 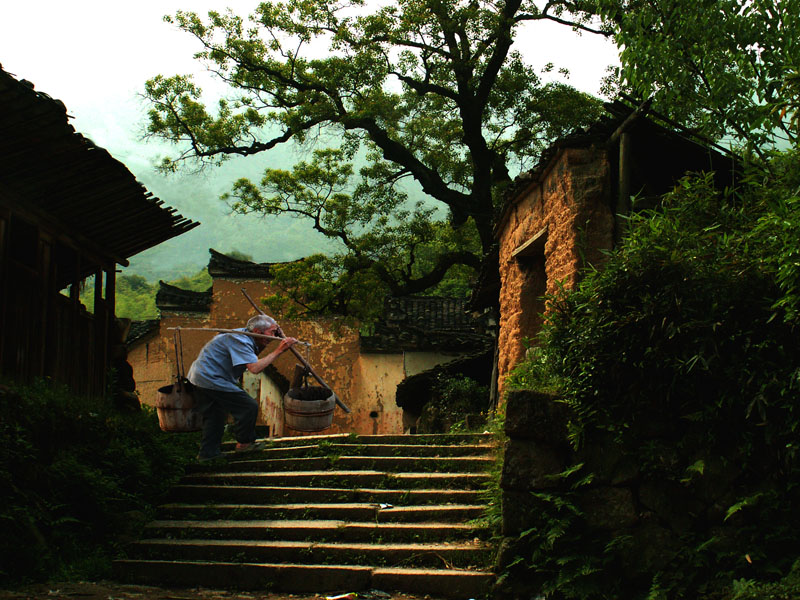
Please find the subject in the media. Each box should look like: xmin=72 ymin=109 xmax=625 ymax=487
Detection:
xmin=511 ymin=226 xmax=548 ymax=259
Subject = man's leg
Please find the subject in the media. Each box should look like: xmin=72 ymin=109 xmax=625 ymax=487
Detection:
xmin=220 ymin=389 xmax=259 ymax=444
xmin=194 ymin=386 xmax=227 ymax=459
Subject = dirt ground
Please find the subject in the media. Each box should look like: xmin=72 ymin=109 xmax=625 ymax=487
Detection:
xmin=0 ymin=582 xmax=444 ymax=600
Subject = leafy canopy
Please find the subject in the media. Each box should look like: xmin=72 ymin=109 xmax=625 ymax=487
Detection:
xmin=143 ymin=0 xmax=605 ymax=319
xmin=593 ymin=0 xmax=800 ymax=151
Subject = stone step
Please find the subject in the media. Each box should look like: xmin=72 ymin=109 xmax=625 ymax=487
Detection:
xmin=179 ymin=470 xmax=490 ymax=490
xmin=194 ymin=455 xmax=495 ymax=474
xmin=221 ymin=433 xmax=492 ymax=451
xmin=167 ymin=485 xmax=485 ymax=505
xmin=144 ymin=519 xmax=487 ymax=542
xmin=113 ymin=559 xmax=493 ymax=599
xmin=229 ymin=442 xmax=495 ymax=460
xmin=157 ymin=502 xmax=486 ymax=522
xmin=126 ymin=539 xmax=492 ymax=569
xmin=116 ymin=432 xmax=498 ymax=598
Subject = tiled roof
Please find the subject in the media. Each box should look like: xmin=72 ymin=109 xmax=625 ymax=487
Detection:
xmin=207 ymin=248 xmax=302 ymax=279
xmin=125 ymin=319 xmax=160 ymax=347
xmin=155 ymin=281 xmax=212 ymax=313
xmin=0 ymin=65 xmax=199 ymax=285
xmin=468 ymin=97 xmax=741 ymax=311
xmin=361 ymin=296 xmax=493 ymax=353
xmin=395 ymin=346 xmax=494 ymax=412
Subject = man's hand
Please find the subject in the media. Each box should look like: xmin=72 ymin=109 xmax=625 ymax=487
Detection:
xmin=246 ymin=337 xmax=299 ymax=374
xmin=278 ymin=337 xmax=298 ymax=353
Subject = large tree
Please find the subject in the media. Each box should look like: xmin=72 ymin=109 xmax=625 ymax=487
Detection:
xmin=594 ymin=0 xmax=800 ymax=152
xmin=143 ymin=0 xmax=604 ymax=319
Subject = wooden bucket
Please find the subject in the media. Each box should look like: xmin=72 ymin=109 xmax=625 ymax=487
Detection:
xmin=283 ymin=386 xmax=335 ymax=432
xmin=155 ymin=378 xmax=203 ymax=433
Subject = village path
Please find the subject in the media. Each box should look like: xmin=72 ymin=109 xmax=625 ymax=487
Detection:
xmin=0 ymin=582 xmax=447 ymax=600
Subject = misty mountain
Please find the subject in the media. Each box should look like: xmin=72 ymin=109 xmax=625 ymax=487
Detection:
xmin=117 ymin=145 xmax=339 ymax=282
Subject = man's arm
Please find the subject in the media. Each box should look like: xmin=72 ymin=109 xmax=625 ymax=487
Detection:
xmin=246 ymin=337 xmax=297 ymax=374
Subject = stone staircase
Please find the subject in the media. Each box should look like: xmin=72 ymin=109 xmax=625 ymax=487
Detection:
xmin=114 ymin=433 xmax=498 ymax=598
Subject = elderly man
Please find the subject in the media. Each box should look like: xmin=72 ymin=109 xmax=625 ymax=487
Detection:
xmin=188 ymin=314 xmax=297 ymax=461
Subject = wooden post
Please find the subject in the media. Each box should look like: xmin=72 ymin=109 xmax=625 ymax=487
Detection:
xmin=616 ymin=132 xmax=633 ymax=244
xmin=103 ymin=267 xmax=116 ymax=395
xmin=0 ymin=211 xmax=5 ymax=372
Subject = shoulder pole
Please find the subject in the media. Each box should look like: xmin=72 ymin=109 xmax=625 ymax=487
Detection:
xmin=241 ymin=288 xmax=351 ymax=414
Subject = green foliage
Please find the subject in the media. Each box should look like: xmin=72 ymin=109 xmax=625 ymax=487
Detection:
xmin=79 ymin=268 xmax=213 ymax=321
xmin=504 ymin=340 xmax=564 ymax=396
xmin=0 ymin=379 xmax=199 ymax=585
xmin=593 ymin=0 xmax=800 ymax=150
xmin=474 ymin=404 xmax=506 ymax=538
xmin=544 ymin=172 xmax=798 ymax=443
xmin=168 ymin=266 xmax=213 ymax=292
xmin=418 ymin=375 xmax=489 ymax=434
xmin=731 ymin=561 xmax=800 ymax=600
xmin=143 ymin=0 xmax=605 ymax=318
xmin=227 ymin=147 xmax=481 ymax=318
xmin=502 ymin=154 xmax=800 ymax=598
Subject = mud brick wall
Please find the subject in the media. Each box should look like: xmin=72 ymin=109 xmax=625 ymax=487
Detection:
xmin=496 ymin=147 xmax=613 ymax=399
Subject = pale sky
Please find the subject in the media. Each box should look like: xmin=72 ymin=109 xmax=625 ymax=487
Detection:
xmin=0 ymin=1 xmax=619 ymax=279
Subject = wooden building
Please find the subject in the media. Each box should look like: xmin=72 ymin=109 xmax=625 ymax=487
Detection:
xmin=0 ymin=65 xmax=198 ymax=396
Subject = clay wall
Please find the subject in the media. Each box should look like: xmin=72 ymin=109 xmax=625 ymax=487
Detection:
xmin=496 ymin=146 xmax=613 ymax=399
xmin=131 ymin=277 xmax=465 ymax=435
xmin=128 ymin=311 xmax=211 ymax=407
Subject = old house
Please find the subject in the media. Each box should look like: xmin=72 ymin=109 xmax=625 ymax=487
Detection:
xmin=127 ymin=249 xmax=492 ymax=436
xmin=0 ymin=65 xmax=198 ymax=396
xmin=487 ymin=99 xmax=737 ymax=398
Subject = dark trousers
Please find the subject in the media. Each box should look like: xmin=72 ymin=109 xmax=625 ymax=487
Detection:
xmin=193 ymin=386 xmax=259 ymax=459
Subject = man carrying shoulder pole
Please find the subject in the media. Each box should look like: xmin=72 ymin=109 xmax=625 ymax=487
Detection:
xmin=188 ymin=314 xmax=298 ymax=462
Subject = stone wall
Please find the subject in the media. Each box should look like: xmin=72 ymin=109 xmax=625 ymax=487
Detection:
xmin=496 ymin=146 xmax=613 ymax=399
xmin=494 ymin=389 xmax=745 ymax=599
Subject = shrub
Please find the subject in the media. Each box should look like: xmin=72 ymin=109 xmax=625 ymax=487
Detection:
xmin=504 ymin=164 xmax=800 ymax=599
xmin=0 ymin=379 xmax=199 ymax=585
xmin=418 ymin=374 xmax=489 ymax=433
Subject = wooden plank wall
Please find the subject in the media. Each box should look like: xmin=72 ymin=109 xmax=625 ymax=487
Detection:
xmin=1 ymin=210 xmax=115 ymax=397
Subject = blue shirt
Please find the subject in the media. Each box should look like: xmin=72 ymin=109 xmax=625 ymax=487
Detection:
xmin=187 ymin=329 xmax=260 ymax=392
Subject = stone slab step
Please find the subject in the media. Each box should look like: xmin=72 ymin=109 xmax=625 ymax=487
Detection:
xmin=157 ymin=502 xmax=486 ymax=522
xmin=230 ymin=443 xmax=495 ymax=460
xmin=221 ymin=433 xmax=492 ymax=451
xmin=202 ymin=455 xmax=494 ymax=474
xmin=127 ymin=539 xmax=491 ymax=569
xmin=167 ymin=485 xmax=484 ymax=504
xmin=113 ymin=559 xmax=492 ymax=598
xmin=144 ymin=519 xmax=486 ymax=542
xmin=179 ymin=470 xmax=490 ymax=490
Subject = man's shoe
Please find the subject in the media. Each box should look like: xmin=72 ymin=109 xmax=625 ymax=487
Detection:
xmin=235 ymin=441 xmax=265 ymax=453
xmin=197 ymin=453 xmax=224 ymax=463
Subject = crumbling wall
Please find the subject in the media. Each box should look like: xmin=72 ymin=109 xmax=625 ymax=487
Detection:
xmin=496 ymin=147 xmax=613 ymax=399
xmin=129 ymin=277 xmax=407 ymax=435
xmin=128 ymin=311 xmax=211 ymax=407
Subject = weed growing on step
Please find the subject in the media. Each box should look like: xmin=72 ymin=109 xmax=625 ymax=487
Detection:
xmin=470 ymin=405 xmax=505 ymax=540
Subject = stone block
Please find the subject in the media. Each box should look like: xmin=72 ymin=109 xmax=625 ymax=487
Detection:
xmin=501 ymin=489 xmax=543 ymax=537
xmin=501 ymin=439 xmax=566 ymax=492
xmin=504 ymin=390 xmax=570 ymax=446
xmin=579 ymin=486 xmax=638 ymax=530
xmin=638 ymin=478 xmax=703 ymax=533
xmin=620 ymin=518 xmax=681 ymax=575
